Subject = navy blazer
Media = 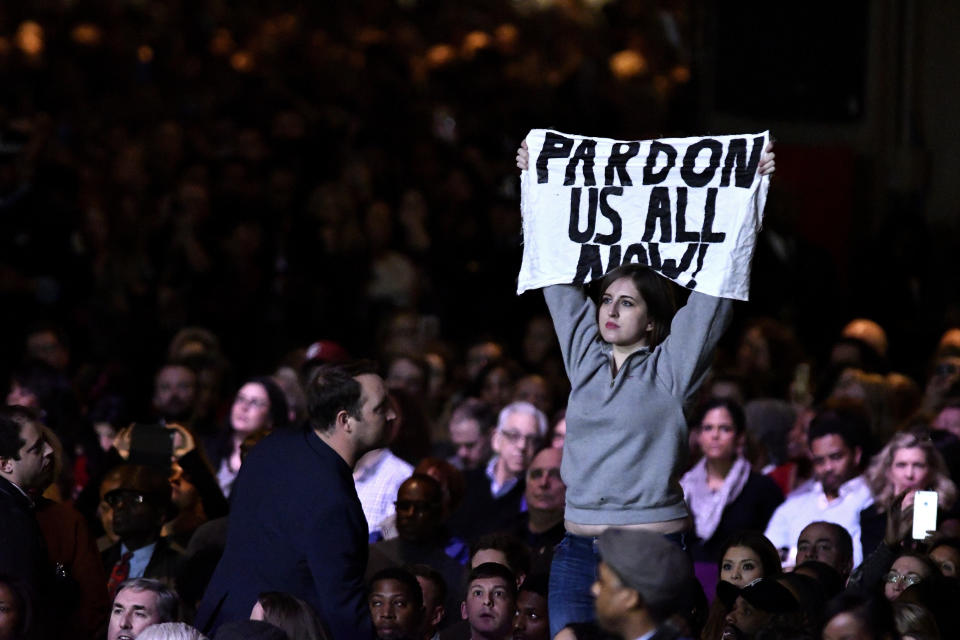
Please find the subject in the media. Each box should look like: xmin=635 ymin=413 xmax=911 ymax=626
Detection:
xmin=196 ymin=427 xmax=372 ymax=639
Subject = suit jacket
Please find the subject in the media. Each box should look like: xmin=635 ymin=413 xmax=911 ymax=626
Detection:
xmin=196 ymin=427 xmax=373 ymax=640
xmin=101 ymin=536 xmax=184 ymax=586
xmin=0 ymin=476 xmax=50 ymax=596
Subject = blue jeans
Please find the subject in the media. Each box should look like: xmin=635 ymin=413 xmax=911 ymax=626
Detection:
xmin=548 ymin=531 xmax=689 ymax=638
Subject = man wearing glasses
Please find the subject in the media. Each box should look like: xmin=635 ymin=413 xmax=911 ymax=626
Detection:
xmin=100 ymin=464 xmax=183 ymax=596
xmin=448 ymin=402 xmax=548 ymax=541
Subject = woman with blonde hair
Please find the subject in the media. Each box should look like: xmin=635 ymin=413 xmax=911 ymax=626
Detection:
xmin=859 ymin=429 xmax=957 ymax=556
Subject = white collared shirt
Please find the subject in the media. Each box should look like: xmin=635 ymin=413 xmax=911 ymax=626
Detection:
xmin=764 ymin=474 xmax=874 ymax=567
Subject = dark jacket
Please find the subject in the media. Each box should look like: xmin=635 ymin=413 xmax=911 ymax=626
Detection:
xmin=196 ymin=427 xmax=373 ymax=640
xmin=447 ymin=467 xmax=526 ymax=542
xmin=0 ymin=476 xmax=50 ymax=597
xmin=101 ymin=536 xmax=184 ymax=585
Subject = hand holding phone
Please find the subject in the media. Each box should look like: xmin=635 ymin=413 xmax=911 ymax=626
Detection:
xmin=912 ymin=490 xmax=938 ymax=540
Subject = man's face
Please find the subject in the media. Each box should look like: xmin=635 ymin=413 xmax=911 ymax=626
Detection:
xmin=722 ymin=596 xmax=772 ymax=640
xmin=108 ymin=490 xmax=164 ymax=543
xmin=493 ymin=412 xmax=541 ymax=477
xmin=350 ymin=374 xmax=396 ymax=452
xmin=591 ymin=562 xmax=632 ymax=634
xmin=0 ymin=419 xmax=53 ymax=491
xmin=415 ymin=576 xmax=445 ymax=637
xmin=395 ymin=478 xmax=443 ymax=542
xmin=152 ymin=365 xmax=197 ymax=421
xmin=525 ymin=448 xmax=565 ymax=512
xmin=108 ymin=588 xmax=162 ymax=640
xmin=796 ymin=523 xmax=848 ymax=574
xmin=369 ymin=578 xmax=423 ymax=640
xmin=461 ymin=577 xmax=515 ymax=639
xmin=513 ymin=590 xmax=549 ymax=640
xmin=449 ymin=418 xmax=491 ymax=470
xmin=810 ymin=434 xmax=860 ymax=496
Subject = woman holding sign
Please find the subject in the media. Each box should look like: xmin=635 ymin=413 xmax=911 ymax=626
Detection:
xmin=516 ymin=139 xmax=774 ymax=635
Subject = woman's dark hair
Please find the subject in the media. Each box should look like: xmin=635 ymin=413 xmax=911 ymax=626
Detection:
xmin=0 ymin=574 xmax=32 ymax=640
xmin=696 ymin=397 xmax=747 ymax=435
xmin=246 ymin=376 xmax=291 ymax=430
xmin=257 ymin=591 xmax=330 ymax=640
xmin=596 ymin=265 xmax=677 ymax=347
xmin=717 ymin=531 xmax=783 ymax=577
xmin=823 ymin=592 xmax=897 ymax=639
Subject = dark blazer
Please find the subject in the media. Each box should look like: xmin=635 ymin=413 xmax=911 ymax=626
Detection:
xmin=446 ymin=467 xmax=526 ymax=542
xmin=0 ymin=476 xmax=50 ymax=597
xmin=196 ymin=428 xmax=372 ymax=640
xmin=101 ymin=536 xmax=184 ymax=585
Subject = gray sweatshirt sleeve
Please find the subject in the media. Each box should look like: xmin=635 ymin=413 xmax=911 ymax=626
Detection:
xmin=543 ymin=284 xmax=599 ymax=382
xmin=654 ymin=290 xmax=734 ymax=399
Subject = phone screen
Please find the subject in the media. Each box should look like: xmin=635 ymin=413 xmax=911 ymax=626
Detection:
xmin=912 ymin=490 xmax=938 ymax=540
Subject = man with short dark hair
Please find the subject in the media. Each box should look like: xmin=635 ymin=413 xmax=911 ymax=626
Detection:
xmin=765 ymin=409 xmax=874 ymax=566
xmin=367 ymin=474 xmax=465 ymax=623
xmin=513 ymin=574 xmax=549 ymax=640
xmin=794 ymin=521 xmax=854 ymax=581
xmin=0 ymin=407 xmax=54 ymax=600
xmin=457 ymin=563 xmax=516 ymax=640
xmin=108 ymin=578 xmax=180 ymax=640
xmin=198 ymin=362 xmax=396 ymax=639
xmin=369 ymin=567 xmax=425 ymax=640
xmin=447 ymin=399 xmax=496 ymax=472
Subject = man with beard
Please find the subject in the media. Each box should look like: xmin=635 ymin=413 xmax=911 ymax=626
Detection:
xmin=716 ymin=578 xmax=799 ymax=640
xmin=765 ymin=409 xmax=873 ymax=566
xmin=152 ymin=362 xmax=199 ymax=425
xmin=197 ymin=362 xmax=396 ymax=639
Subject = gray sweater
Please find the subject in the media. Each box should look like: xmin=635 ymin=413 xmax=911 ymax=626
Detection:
xmin=544 ymin=284 xmax=733 ymax=526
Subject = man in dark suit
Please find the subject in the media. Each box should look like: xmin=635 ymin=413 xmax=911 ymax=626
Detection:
xmin=0 ymin=407 xmax=55 ymax=604
xmin=100 ymin=464 xmax=183 ymax=594
xmin=197 ymin=361 xmax=397 ymax=639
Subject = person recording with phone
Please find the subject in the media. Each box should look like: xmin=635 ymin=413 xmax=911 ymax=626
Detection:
xmin=859 ymin=429 xmax=958 ymax=559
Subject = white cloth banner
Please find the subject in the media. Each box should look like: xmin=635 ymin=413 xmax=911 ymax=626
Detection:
xmin=518 ymin=129 xmax=770 ymax=300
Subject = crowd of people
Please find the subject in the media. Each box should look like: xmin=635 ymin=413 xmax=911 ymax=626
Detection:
xmin=3 ymin=2 xmax=960 ymax=640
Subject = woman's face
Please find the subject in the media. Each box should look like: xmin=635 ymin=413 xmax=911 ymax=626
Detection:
xmin=231 ymin=383 xmax=272 ymax=434
xmin=697 ymin=407 xmax=739 ymax=463
xmin=598 ymin=277 xmax=652 ymax=349
xmin=720 ymin=545 xmax=764 ymax=587
xmin=884 ymin=556 xmax=932 ymax=601
xmin=0 ymin=582 xmax=21 ymax=640
xmin=887 ymin=447 xmax=929 ymax=496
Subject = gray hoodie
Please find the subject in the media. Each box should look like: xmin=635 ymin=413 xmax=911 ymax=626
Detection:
xmin=544 ymin=283 xmax=732 ymax=525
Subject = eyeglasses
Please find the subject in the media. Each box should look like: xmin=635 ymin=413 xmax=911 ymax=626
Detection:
xmin=499 ymin=429 xmax=541 ymax=448
xmin=235 ymin=394 xmax=269 ymax=410
xmin=935 ymin=363 xmax=959 ymax=377
xmin=883 ymin=571 xmax=923 ymax=587
xmin=395 ymin=500 xmax=439 ymax=514
xmin=104 ymin=491 xmax=146 ymax=508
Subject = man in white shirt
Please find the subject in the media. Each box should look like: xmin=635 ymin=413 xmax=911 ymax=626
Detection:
xmin=764 ymin=409 xmax=874 ymax=567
